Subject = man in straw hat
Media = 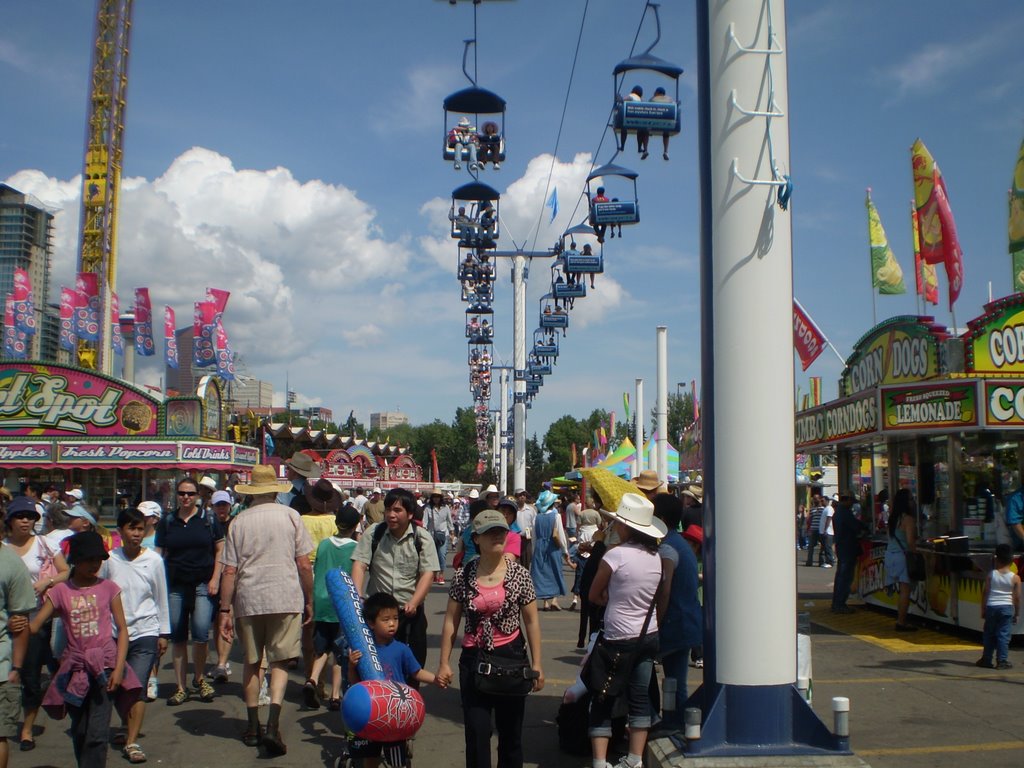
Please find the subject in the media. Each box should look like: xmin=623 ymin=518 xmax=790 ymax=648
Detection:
xmin=633 ymin=469 xmax=667 ymax=501
xmin=276 ymin=452 xmax=322 ymax=509
xmin=219 ymin=466 xmax=314 ymax=756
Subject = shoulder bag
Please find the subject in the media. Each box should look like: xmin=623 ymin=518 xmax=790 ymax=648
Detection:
xmin=469 ymin=563 xmax=538 ymax=697
xmin=581 ymin=569 xmax=662 ymax=703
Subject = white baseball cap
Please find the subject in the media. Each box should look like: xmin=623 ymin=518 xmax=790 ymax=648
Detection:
xmin=66 ymin=488 xmax=84 ymax=501
xmin=211 ymin=490 xmax=232 ymax=505
xmin=137 ymin=501 xmax=163 ymax=519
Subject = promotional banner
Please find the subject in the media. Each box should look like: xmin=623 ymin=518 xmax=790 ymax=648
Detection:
xmin=4 ymin=295 xmax=22 ymax=358
xmin=866 ymin=192 xmax=905 ymax=294
xmin=110 ymin=292 xmax=123 ymax=355
xmin=912 ymin=206 xmax=939 ymax=305
xmin=215 ymin=316 xmax=235 ymax=381
xmin=911 ymin=139 xmax=964 ymax=308
xmin=1010 ymin=137 xmax=1024 ymax=254
xmin=793 ymin=299 xmax=827 ymax=371
xmin=192 ymin=301 xmax=217 ymax=368
xmin=134 ymin=288 xmax=155 ymax=356
xmin=12 ymin=268 xmax=36 ymax=335
xmin=59 ymin=287 xmax=77 ymax=351
xmin=881 ymin=382 xmax=978 ymax=432
xmin=206 ymin=288 xmax=230 ymax=314
xmin=74 ymin=272 xmax=100 ymax=342
xmin=164 ymin=306 xmax=179 ymax=369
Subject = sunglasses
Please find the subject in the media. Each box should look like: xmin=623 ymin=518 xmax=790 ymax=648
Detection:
xmin=177 ymin=491 xmax=198 ymax=497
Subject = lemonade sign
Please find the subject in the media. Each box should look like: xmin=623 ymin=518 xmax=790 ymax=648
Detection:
xmin=881 ymin=382 xmax=978 ymax=432
xmin=840 ymin=317 xmax=946 ymax=397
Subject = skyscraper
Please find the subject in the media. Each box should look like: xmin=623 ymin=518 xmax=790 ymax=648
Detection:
xmin=0 ymin=184 xmax=55 ymax=359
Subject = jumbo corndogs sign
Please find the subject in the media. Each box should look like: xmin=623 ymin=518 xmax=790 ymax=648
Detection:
xmin=840 ymin=316 xmax=948 ymax=397
xmin=795 ymin=392 xmax=880 ymax=451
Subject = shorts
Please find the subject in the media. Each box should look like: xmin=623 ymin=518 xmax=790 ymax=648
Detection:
xmin=126 ymin=636 xmax=159 ymax=689
xmin=0 ymin=682 xmax=21 ymax=739
xmin=168 ymin=582 xmax=216 ymax=644
xmin=236 ymin=613 xmax=301 ymax=664
xmin=349 ymin=737 xmax=408 ymax=763
xmin=884 ymin=547 xmax=910 ymax=586
xmin=312 ymin=621 xmax=346 ymax=659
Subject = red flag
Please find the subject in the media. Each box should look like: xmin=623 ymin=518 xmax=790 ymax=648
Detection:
xmin=59 ymin=287 xmax=76 ymax=351
xmin=12 ymin=268 xmax=35 ymax=335
xmin=793 ymin=299 xmax=826 ymax=371
xmin=206 ymin=288 xmax=230 ymax=314
xmin=911 ymin=139 xmax=964 ymax=308
xmin=431 ymin=448 xmax=441 ymax=483
xmin=164 ymin=306 xmax=179 ymax=369
xmin=571 ymin=443 xmax=578 ymax=468
xmin=934 ymin=179 xmax=964 ymax=307
xmin=74 ymin=272 xmax=100 ymax=342
xmin=111 ymin=293 xmax=123 ymax=354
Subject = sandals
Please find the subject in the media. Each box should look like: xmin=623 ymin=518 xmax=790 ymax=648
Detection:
xmin=192 ymin=677 xmax=215 ymax=702
xmin=166 ymin=688 xmax=190 ymax=706
xmin=123 ymin=743 xmax=147 ymax=763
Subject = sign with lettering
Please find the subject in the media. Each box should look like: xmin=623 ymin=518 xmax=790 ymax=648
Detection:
xmin=982 ymin=381 xmax=1024 ymax=427
xmin=795 ymin=392 xmax=879 ymax=451
xmin=233 ymin=445 xmax=259 ymax=466
xmin=839 ymin=316 xmax=947 ymax=396
xmin=196 ymin=376 xmax=223 ymax=440
xmin=58 ymin=442 xmax=177 ymax=464
xmin=964 ymin=294 xmax=1024 ymax=373
xmin=0 ymin=443 xmax=53 ymax=463
xmin=0 ymin=364 xmax=158 ymax=437
xmin=881 ymin=382 xmax=978 ymax=432
xmin=179 ymin=442 xmax=234 ymax=464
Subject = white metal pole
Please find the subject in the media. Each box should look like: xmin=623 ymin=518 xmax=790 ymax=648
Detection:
xmin=499 ymin=368 xmax=509 ymax=494
xmin=513 ymin=253 xmax=527 ymax=491
xmin=634 ymin=378 xmax=644 ymax=473
xmin=711 ymin=0 xmax=794 ymax=686
xmin=656 ymin=326 xmax=669 ymax=482
xmin=121 ymin=314 xmax=135 ymax=384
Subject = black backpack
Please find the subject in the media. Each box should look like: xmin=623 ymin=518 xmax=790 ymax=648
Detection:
xmin=369 ymin=521 xmax=422 ymax=563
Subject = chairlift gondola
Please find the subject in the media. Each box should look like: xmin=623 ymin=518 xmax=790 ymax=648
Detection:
xmin=443 ymin=87 xmax=507 ymax=170
xmin=451 ymin=182 xmax=500 ymax=247
xmin=539 ymin=294 xmax=569 ymax=329
xmin=560 ymin=222 xmax=604 ymax=274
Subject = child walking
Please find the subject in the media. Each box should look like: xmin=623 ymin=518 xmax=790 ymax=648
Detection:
xmin=101 ymin=508 xmax=170 ymax=763
xmin=31 ymin=531 xmax=141 ymax=767
xmin=977 ymin=543 xmax=1021 ymax=670
xmin=348 ymin=592 xmax=437 ymax=768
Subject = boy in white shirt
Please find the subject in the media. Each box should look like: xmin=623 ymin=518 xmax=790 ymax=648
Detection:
xmin=101 ymin=508 xmax=171 ymax=764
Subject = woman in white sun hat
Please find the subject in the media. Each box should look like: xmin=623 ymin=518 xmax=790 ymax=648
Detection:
xmin=588 ymin=492 xmax=667 ymax=768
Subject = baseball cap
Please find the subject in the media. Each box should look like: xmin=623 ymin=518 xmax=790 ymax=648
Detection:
xmin=66 ymin=488 xmax=84 ymax=501
xmin=136 ymin=501 xmax=163 ymax=519
xmin=211 ymin=490 xmax=232 ymax=505
xmin=472 ymin=509 xmax=510 ymax=535
xmin=66 ymin=506 xmax=98 ymax=525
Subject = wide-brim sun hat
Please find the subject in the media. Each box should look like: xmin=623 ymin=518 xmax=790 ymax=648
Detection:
xmin=536 ymin=490 xmax=558 ymax=513
xmin=468 ymin=489 xmax=480 ymax=499
xmin=286 ymin=452 xmax=322 ymax=479
xmin=682 ymin=485 xmax=704 ymax=503
xmin=5 ymin=496 xmax=40 ymax=522
xmin=483 ymin=484 xmax=499 ymax=496
xmin=634 ymin=469 xmax=663 ymax=492
xmin=66 ymin=506 xmax=98 ymax=525
xmin=604 ymin=492 xmax=668 ymax=539
xmin=236 ymin=465 xmax=293 ymax=496
xmin=199 ymin=476 xmax=218 ymax=491
xmin=304 ymin=478 xmax=343 ymax=513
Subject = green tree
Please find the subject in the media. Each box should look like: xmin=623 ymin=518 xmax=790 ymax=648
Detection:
xmin=651 ymin=392 xmax=696 ymax=444
xmin=543 ymin=415 xmax=590 ymax=476
xmin=525 ymin=434 xmax=547 ymax=495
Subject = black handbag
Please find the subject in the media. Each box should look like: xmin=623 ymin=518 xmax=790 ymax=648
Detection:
xmin=474 ymin=646 xmax=537 ymax=697
xmin=581 ymin=578 xmax=661 ymax=703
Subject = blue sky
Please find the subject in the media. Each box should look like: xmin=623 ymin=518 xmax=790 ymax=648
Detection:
xmin=2 ymin=1 xmax=1023 ymax=446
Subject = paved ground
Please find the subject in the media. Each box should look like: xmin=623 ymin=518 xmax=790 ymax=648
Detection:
xmin=17 ymin=553 xmax=1024 ymax=767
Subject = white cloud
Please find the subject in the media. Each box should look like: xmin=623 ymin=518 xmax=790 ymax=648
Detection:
xmin=342 ymin=323 xmax=385 ymax=348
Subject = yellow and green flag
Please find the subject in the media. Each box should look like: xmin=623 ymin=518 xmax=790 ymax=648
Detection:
xmin=1009 ymin=137 xmax=1024 ymax=291
xmin=867 ymin=192 xmax=906 ymax=295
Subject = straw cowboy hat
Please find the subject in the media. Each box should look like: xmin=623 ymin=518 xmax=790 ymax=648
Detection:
xmin=633 ymin=469 xmax=664 ymax=492
xmin=682 ymin=484 xmax=704 ymax=504
xmin=604 ymin=492 xmax=668 ymax=539
xmin=286 ymin=452 xmax=322 ymax=479
xmin=236 ymin=465 xmax=293 ymax=496
xmin=304 ymin=478 xmax=343 ymax=513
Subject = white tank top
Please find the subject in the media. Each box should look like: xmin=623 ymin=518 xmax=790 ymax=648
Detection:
xmin=988 ymin=569 xmax=1017 ymax=607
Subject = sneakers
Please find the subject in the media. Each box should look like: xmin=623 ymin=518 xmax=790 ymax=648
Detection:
xmin=166 ymin=688 xmax=190 ymax=706
xmin=146 ymin=677 xmax=158 ymax=702
xmin=493 ymin=163 xmax=500 ymax=170
xmin=211 ymin=664 xmax=231 ymax=683
xmin=192 ymin=677 xmax=215 ymax=702
xmin=569 ymin=598 xmax=579 ymax=611
xmin=612 ymin=757 xmax=642 ymax=768
xmin=641 ymin=151 xmax=649 ymax=160
xmin=663 ymin=152 xmax=670 ymax=161
xmin=976 ymin=658 xmax=995 ymax=668
xmin=821 ymin=563 xmax=833 ymax=568
xmin=997 ymin=660 xmax=1013 ymax=669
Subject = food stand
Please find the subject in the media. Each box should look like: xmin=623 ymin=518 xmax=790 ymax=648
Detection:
xmin=796 ymin=298 xmax=1024 ymax=634
xmin=0 ymin=363 xmax=258 ymax=518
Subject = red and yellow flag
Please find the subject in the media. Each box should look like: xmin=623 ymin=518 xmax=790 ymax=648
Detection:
xmin=911 ymin=138 xmax=963 ymax=308
xmin=912 ymin=205 xmax=939 ymax=305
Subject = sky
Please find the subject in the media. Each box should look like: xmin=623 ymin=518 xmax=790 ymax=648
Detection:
xmin=2 ymin=1 xmax=1023 ymax=446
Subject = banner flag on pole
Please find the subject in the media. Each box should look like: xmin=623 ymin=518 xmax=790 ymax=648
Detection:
xmin=793 ymin=298 xmax=827 ymax=371
xmin=546 ymin=188 xmax=558 ymax=224
xmin=74 ymin=272 xmax=100 ymax=342
xmin=692 ymin=379 xmax=699 ymax=421
xmin=12 ymin=268 xmax=36 ymax=335
xmin=164 ymin=306 xmax=179 ymax=369
xmin=912 ymin=206 xmax=940 ymax=305
xmin=866 ymin=191 xmax=906 ymax=294
xmin=911 ymin=138 xmax=964 ymax=308
xmin=215 ymin=316 xmax=235 ymax=381
xmin=623 ymin=392 xmax=631 ymax=423
xmin=134 ymin=288 xmax=155 ymax=356
xmin=1010 ymin=137 xmax=1024 ymax=254
xmin=206 ymin=288 xmax=230 ymax=315
xmin=810 ymin=376 xmax=822 ymax=407
xmin=110 ymin=292 xmax=124 ymax=355
xmin=59 ymin=287 xmax=77 ymax=351
xmin=192 ymin=301 xmax=217 ymax=368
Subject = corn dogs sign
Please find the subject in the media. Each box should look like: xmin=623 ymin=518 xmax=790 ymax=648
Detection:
xmin=840 ymin=317 xmax=947 ymax=397
xmin=965 ymin=295 xmax=1024 ymax=374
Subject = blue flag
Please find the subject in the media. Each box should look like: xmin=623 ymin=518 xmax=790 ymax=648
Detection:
xmin=547 ymin=188 xmax=558 ymax=224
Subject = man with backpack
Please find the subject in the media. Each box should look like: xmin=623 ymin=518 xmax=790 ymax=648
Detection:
xmin=350 ymin=488 xmax=439 ymax=670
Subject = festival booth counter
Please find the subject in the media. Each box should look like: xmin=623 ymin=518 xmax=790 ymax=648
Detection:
xmin=0 ymin=363 xmax=258 ymax=518
xmin=796 ymin=298 xmax=1024 ymax=634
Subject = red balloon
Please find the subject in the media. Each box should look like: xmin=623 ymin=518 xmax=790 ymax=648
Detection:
xmin=342 ymin=680 xmax=425 ymax=742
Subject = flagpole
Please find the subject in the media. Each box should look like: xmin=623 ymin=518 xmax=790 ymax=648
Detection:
xmin=867 ymin=188 xmax=877 ymax=326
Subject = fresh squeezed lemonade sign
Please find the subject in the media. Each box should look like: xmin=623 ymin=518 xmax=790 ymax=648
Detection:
xmin=882 ymin=382 xmax=978 ymax=431
xmin=0 ymin=364 xmax=158 ymax=436
xmin=841 ymin=317 xmax=944 ymax=396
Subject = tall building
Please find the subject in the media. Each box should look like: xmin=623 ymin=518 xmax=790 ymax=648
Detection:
xmin=370 ymin=411 xmax=409 ymax=431
xmin=165 ymin=326 xmax=201 ymax=395
xmin=0 ymin=184 xmax=55 ymax=359
xmin=232 ymin=377 xmax=273 ymax=409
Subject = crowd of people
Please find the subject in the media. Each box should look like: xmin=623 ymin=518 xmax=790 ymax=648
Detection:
xmin=0 ymin=464 xmax=705 ymax=768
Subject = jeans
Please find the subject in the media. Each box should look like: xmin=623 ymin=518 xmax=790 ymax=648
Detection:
xmin=589 ymin=633 xmax=658 ymax=736
xmin=982 ymin=604 xmax=1014 ymax=663
xmin=168 ymin=581 xmax=215 ymax=644
xmin=659 ymin=648 xmax=690 ymax=731
xmin=804 ymin=531 xmax=821 ymax=565
xmin=433 ymin=533 xmax=449 ymax=574
xmin=126 ymin=636 xmax=159 ymax=688
xmin=819 ymin=534 xmax=835 ymax=565
xmin=832 ymin=554 xmax=857 ymax=609
xmin=68 ymin=680 xmax=114 ymax=768
xmin=458 ymin=644 xmax=526 ymax=768
xmin=397 ymin=604 xmax=427 ymax=668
